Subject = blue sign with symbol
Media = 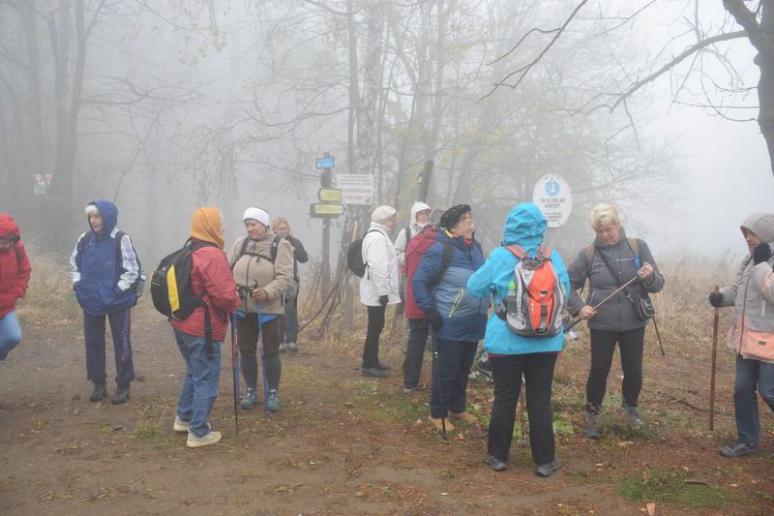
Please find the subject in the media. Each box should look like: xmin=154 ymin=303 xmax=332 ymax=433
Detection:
xmin=316 ymin=156 xmax=335 ymax=169
xmin=544 ymin=179 xmax=560 ymax=197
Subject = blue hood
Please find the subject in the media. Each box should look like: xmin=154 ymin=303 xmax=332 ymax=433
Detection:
xmin=88 ymin=200 xmax=118 ymax=239
xmin=502 ymin=203 xmax=546 ymax=253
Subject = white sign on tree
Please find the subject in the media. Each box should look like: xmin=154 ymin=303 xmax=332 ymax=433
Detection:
xmin=333 ymin=174 xmax=375 ymax=205
xmin=532 ymin=174 xmax=572 ymax=228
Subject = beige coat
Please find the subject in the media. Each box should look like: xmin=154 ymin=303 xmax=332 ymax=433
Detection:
xmin=229 ymin=231 xmax=294 ymax=315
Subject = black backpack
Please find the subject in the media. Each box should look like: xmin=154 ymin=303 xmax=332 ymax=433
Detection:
xmin=347 ymin=229 xmax=381 ymax=277
xmin=150 ymin=240 xmax=216 ymax=320
xmin=232 ymin=235 xmax=281 ymax=267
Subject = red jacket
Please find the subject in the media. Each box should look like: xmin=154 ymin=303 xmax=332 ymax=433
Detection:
xmin=403 ymin=225 xmax=439 ymax=320
xmin=0 ymin=214 xmax=32 ymax=319
xmin=171 ymin=245 xmax=240 ymax=341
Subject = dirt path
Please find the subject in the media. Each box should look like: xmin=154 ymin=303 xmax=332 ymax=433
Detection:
xmin=0 ymin=314 xmax=772 ymax=515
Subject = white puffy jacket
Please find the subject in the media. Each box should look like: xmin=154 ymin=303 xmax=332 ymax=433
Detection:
xmin=359 ymin=222 xmax=400 ymax=306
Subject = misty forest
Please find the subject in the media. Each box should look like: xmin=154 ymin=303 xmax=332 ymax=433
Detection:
xmin=1 ymin=1 xmax=773 ymax=514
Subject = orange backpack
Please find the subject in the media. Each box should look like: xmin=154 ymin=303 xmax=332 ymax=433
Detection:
xmin=495 ymin=244 xmax=566 ymax=337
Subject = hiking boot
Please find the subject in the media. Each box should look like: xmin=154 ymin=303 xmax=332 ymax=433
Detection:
xmin=484 ymin=454 xmax=507 ymax=472
xmin=173 ymin=416 xmax=191 ymax=433
xmin=89 ymin=382 xmax=107 ymax=402
xmin=451 ymin=411 xmax=478 ymax=425
xmin=375 ymin=361 xmax=391 ymax=371
xmin=186 ymin=430 xmax=222 ymax=448
xmin=240 ymin=388 xmax=259 ymax=411
xmin=267 ymin=389 xmax=281 ymax=412
xmin=584 ymin=411 xmax=602 ymax=439
xmin=719 ymin=441 xmax=758 ymax=458
xmin=361 ymin=367 xmax=389 ymax=378
xmin=279 ymin=342 xmax=288 ymax=353
xmin=624 ymin=405 xmax=644 ymax=429
xmin=428 ymin=416 xmax=455 ymax=433
xmin=286 ymin=342 xmax=298 ymax=352
xmin=535 ymin=458 xmax=562 ymax=477
xmin=111 ymin=384 xmax=130 ymax=405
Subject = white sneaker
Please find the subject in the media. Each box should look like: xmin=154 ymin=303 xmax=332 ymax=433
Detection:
xmin=186 ymin=430 xmax=222 ymax=448
xmin=173 ymin=416 xmax=190 ymax=433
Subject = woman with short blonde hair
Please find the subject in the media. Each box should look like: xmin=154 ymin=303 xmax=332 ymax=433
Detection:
xmin=567 ymin=203 xmax=665 ymax=439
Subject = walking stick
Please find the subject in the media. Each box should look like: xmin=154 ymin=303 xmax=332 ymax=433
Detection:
xmin=565 ymin=275 xmax=640 ymax=331
xmin=651 ymin=315 xmax=665 ymax=357
xmin=709 ymin=285 xmax=720 ymax=431
xmin=255 ymin=299 xmax=271 ymax=416
xmin=230 ymin=314 xmax=240 ymax=435
xmin=430 ymin=333 xmax=447 ymax=440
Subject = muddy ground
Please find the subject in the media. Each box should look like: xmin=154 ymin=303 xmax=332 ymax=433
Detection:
xmin=0 ymin=307 xmax=772 ymax=515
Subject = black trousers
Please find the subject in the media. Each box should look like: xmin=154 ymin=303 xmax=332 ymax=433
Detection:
xmin=362 ymin=305 xmax=386 ymax=368
xmin=488 ymin=352 xmax=558 ymax=466
xmin=586 ymin=326 xmax=646 ymax=410
xmin=402 ymin=318 xmax=429 ymax=389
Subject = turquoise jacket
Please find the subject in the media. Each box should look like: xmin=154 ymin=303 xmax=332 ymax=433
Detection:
xmin=466 ymin=203 xmax=570 ymax=355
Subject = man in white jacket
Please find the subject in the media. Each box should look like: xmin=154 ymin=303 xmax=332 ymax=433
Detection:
xmin=360 ymin=205 xmax=400 ymax=377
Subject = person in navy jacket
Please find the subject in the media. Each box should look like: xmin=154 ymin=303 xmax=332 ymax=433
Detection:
xmin=70 ymin=200 xmax=139 ymax=405
xmin=413 ymin=204 xmax=487 ymax=432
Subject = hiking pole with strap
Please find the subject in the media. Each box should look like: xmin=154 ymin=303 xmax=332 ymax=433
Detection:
xmin=709 ymin=285 xmax=720 ymax=431
xmin=230 ymin=314 xmax=240 ymax=435
xmin=565 ymin=275 xmax=640 ymax=331
xmin=430 ymin=333 xmax=447 ymax=440
xmin=255 ymin=296 xmax=271 ymax=417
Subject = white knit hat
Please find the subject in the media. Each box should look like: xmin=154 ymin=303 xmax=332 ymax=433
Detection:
xmin=371 ymin=205 xmax=397 ymax=223
xmin=242 ymin=207 xmax=271 ymax=228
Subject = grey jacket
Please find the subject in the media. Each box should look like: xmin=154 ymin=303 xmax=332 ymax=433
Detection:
xmin=568 ymin=228 xmax=665 ymax=332
xmin=718 ymin=213 xmax=774 ymax=363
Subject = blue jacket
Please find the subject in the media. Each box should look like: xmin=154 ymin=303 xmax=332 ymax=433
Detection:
xmin=70 ymin=200 xmax=136 ymax=316
xmin=413 ymin=230 xmax=487 ymax=342
xmin=466 ymin=203 xmax=571 ymax=355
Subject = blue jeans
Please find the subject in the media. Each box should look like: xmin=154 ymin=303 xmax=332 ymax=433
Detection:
xmin=734 ymin=354 xmax=774 ymax=446
xmin=429 ymin=337 xmax=477 ymax=418
xmin=174 ymin=329 xmax=222 ymax=437
xmin=0 ymin=311 xmax=22 ymax=361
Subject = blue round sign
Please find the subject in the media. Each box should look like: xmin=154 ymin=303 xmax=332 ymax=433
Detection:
xmin=545 ymin=180 xmax=560 ymax=197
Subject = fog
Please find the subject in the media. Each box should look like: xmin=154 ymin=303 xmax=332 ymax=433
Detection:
xmin=1 ymin=0 xmax=772 ymax=277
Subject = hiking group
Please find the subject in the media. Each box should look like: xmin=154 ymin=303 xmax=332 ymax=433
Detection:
xmin=0 ymin=201 xmax=772 ymax=472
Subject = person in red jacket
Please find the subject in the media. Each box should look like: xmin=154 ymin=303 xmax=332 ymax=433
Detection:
xmin=0 ymin=214 xmax=31 ymax=362
xmin=170 ymin=207 xmax=240 ymax=448
xmin=401 ymin=209 xmax=443 ymax=393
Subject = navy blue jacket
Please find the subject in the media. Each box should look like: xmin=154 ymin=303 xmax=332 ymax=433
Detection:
xmin=70 ymin=200 xmax=136 ymax=316
xmin=413 ymin=230 xmax=487 ymax=342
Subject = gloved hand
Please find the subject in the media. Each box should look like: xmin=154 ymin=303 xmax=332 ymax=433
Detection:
xmin=425 ymin=309 xmax=443 ymax=329
xmin=252 ymin=288 xmax=270 ymax=302
xmin=753 ymin=242 xmax=772 ymax=265
xmin=379 ymin=294 xmax=389 ymax=306
xmin=708 ymin=292 xmax=723 ymax=308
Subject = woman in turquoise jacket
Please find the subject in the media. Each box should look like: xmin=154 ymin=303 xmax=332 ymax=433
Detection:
xmin=467 ymin=203 xmax=570 ymax=477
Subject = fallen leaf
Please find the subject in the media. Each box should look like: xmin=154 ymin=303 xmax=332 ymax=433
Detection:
xmin=646 ymin=502 xmax=656 ymax=516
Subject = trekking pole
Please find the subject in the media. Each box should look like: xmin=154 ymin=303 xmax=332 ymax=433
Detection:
xmin=518 ymin=376 xmax=527 ymax=444
xmin=651 ymin=314 xmax=665 ymax=357
xmin=255 ymin=299 xmax=271 ymax=417
xmin=709 ymin=285 xmax=720 ymax=431
xmin=430 ymin=333 xmax=447 ymax=440
xmin=230 ymin=314 xmax=240 ymax=435
xmin=565 ymin=275 xmax=640 ymax=331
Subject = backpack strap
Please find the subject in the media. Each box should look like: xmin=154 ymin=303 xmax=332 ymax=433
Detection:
xmin=404 ymin=226 xmax=411 ymax=246
xmin=75 ymin=232 xmax=89 ymax=269
xmin=429 ymin=239 xmax=455 ymax=290
xmin=270 ymin=235 xmax=281 ymax=263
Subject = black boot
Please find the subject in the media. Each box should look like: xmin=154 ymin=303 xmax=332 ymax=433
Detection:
xmin=89 ymin=381 xmax=107 ymax=402
xmin=111 ymin=384 xmax=130 ymax=405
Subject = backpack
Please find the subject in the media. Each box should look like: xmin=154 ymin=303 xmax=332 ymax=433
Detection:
xmin=150 ymin=240 xmax=216 ymax=320
xmin=76 ymin=231 xmax=145 ymax=300
xmin=233 ymin=235 xmax=282 ymax=265
xmin=347 ymin=229 xmax=381 ymax=277
xmin=496 ymin=244 xmax=566 ymax=338
xmin=584 ymin=237 xmax=640 ymax=276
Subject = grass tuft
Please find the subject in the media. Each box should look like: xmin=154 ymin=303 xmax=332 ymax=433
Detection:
xmin=618 ymin=469 xmax=735 ymax=509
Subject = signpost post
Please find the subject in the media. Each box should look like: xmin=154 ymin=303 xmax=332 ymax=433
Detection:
xmin=312 ymin=152 xmax=344 ymax=294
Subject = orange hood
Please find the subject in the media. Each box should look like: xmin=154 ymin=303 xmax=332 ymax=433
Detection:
xmin=190 ymin=207 xmax=225 ymax=249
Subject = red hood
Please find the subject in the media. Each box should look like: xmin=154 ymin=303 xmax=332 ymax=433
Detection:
xmin=0 ymin=214 xmax=20 ymax=239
